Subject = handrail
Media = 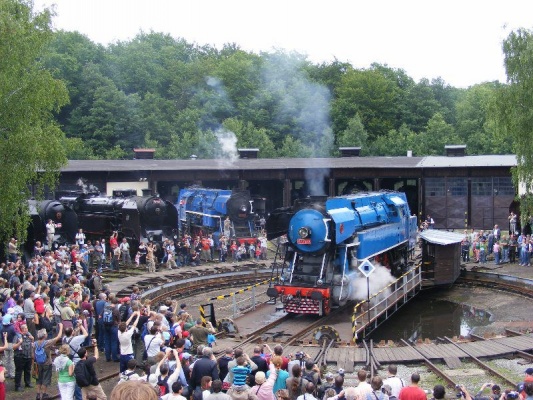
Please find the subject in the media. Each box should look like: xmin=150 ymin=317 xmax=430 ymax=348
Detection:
xmin=351 ymin=263 xmax=422 ymax=341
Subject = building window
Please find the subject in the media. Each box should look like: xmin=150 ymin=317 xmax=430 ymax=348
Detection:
xmin=425 ymin=178 xmax=445 ymax=196
xmin=493 ymin=177 xmax=515 ymax=196
xmin=447 ymin=178 xmax=467 ymax=196
xmin=472 ymin=178 xmax=492 ymax=196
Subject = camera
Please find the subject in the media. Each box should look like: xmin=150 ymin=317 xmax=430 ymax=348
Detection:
xmin=507 ymin=392 xmax=519 ymax=399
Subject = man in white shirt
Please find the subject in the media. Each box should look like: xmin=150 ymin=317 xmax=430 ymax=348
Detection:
xmin=119 ymin=238 xmax=132 ymax=266
xmin=46 ymin=220 xmax=56 ymax=247
xmin=383 ymin=365 xmax=406 ymax=398
xmin=353 ymin=369 xmax=372 ymax=399
xmin=144 ymin=325 xmax=164 ymax=364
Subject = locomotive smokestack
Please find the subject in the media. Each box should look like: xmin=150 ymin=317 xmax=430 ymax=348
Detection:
xmin=142 ymin=188 xmax=153 ymax=197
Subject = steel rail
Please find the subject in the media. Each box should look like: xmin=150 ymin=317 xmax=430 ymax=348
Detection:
xmin=443 ymin=336 xmax=517 ymax=388
xmin=400 ymin=339 xmax=457 ymax=388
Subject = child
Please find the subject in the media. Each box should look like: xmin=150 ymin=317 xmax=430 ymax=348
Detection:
xmin=231 ymin=356 xmax=252 ymax=387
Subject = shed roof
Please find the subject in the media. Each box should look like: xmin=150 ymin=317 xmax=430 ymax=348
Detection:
xmin=419 ymin=230 xmax=465 ymax=245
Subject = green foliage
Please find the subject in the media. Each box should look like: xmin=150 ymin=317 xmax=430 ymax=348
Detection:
xmin=337 ymin=114 xmax=368 ymax=148
xmin=35 ymin=21 xmax=514 ymax=160
xmin=332 ymin=68 xmax=400 ymax=141
xmin=0 ymin=0 xmax=69 ymax=244
xmin=494 ymin=28 xmax=533 ymax=218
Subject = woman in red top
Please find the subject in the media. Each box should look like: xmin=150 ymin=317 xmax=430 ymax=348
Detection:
xmin=110 ymin=231 xmax=119 ymax=248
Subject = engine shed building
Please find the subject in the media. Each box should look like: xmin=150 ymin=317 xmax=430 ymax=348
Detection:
xmin=55 ymin=148 xmax=517 ymax=231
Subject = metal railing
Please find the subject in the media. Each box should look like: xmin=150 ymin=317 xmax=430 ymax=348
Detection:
xmin=351 ymin=263 xmax=422 ymax=341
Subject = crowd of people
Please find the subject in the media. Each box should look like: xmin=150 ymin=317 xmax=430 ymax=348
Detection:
xmin=459 ymin=222 xmax=533 ymax=266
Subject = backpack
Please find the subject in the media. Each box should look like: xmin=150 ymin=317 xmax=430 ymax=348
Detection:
xmin=302 ymin=370 xmax=316 ymax=385
xmin=34 ymin=341 xmax=47 ymax=364
xmin=102 ymin=305 xmax=114 ymax=327
xmin=74 ymin=360 xmax=92 ymax=388
xmin=119 ymin=304 xmax=128 ymax=322
xmin=157 ymin=374 xmax=170 ymax=396
xmin=39 ymin=315 xmax=53 ymax=332
xmin=19 ymin=334 xmax=33 ymax=358
xmin=140 ymin=321 xmax=149 ymax=341
xmin=119 ymin=370 xmax=136 ymax=383
xmin=87 ymin=277 xmax=95 ymax=291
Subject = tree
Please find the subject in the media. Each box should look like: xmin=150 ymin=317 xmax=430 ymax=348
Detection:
xmin=0 ymin=0 xmax=69 ymax=244
xmin=494 ymin=28 xmax=533 ymax=217
xmin=332 ymin=68 xmax=400 ymax=141
xmin=337 ymin=114 xmax=368 ymax=148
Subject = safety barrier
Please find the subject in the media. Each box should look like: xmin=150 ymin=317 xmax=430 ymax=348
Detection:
xmin=351 ymin=263 xmax=422 ymax=341
xmin=200 ymin=276 xmax=278 ymax=320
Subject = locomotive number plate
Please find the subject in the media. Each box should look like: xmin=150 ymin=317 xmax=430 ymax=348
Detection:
xmin=297 ymin=239 xmax=311 ymax=244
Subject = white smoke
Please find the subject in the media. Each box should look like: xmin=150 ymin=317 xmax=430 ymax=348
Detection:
xmin=348 ymin=264 xmax=396 ymax=302
xmin=214 ymin=128 xmax=239 ymax=166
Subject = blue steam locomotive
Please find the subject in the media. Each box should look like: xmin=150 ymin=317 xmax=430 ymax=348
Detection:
xmin=266 ymin=191 xmax=418 ymax=316
xmin=176 ymin=187 xmax=266 ymax=244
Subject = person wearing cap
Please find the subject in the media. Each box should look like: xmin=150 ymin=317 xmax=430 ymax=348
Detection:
xmin=251 ymin=360 xmax=277 ymax=400
xmin=383 ymin=365 xmax=406 ymax=399
xmin=318 ymin=373 xmax=335 ymax=400
xmin=519 ymin=369 xmax=533 ymax=398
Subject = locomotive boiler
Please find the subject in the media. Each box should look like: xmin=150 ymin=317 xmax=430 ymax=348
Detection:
xmin=266 ymin=191 xmax=418 ymax=316
xmin=176 ymin=187 xmax=265 ymax=244
xmin=59 ymin=189 xmax=178 ymax=250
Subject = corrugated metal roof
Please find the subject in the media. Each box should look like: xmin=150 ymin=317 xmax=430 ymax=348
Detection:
xmin=61 ymin=154 xmax=517 ymax=173
xmin=417 ymin=155 xmax=516 ymax=168
xmin=419 ymin=230 xmax=465 ymax=245
xmin=62 ymin=156 xmax=425 ymax=172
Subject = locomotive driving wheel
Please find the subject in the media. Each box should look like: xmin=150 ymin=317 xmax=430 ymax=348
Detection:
xmin=313 ymin=325 xmax=340 ymax=346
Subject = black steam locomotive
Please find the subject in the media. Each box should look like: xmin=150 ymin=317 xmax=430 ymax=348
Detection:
xmin=59 ymin=189 xmax=178 ymax=251
xmin=23 ymin=199 xmax=79 ymax=255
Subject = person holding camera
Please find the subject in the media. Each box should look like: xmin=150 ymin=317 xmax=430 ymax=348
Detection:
xmin=474 ymin=383 xmax=501 ymax=400
xmin=287 ymin=352 xmax=307 ymax=378
xmin=62 ymin=325 xmax=89 ymax=365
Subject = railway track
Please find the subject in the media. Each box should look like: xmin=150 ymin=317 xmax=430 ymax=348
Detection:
xmin=44 ymin=267 xmax=533 ymax=399
xmin=457 ymin=270 xmax=533 ymax=298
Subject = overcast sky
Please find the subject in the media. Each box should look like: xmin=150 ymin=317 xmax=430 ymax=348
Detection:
xmin=34 ymin=0 xmax=533 ymax=88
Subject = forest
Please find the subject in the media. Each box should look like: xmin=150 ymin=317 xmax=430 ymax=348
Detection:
xmin=41 ymin=30 xmax=512 ymax=160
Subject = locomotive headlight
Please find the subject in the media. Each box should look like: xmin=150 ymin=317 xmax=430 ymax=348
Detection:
xmin=298 ymin=227 xmax=310 ymax=239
